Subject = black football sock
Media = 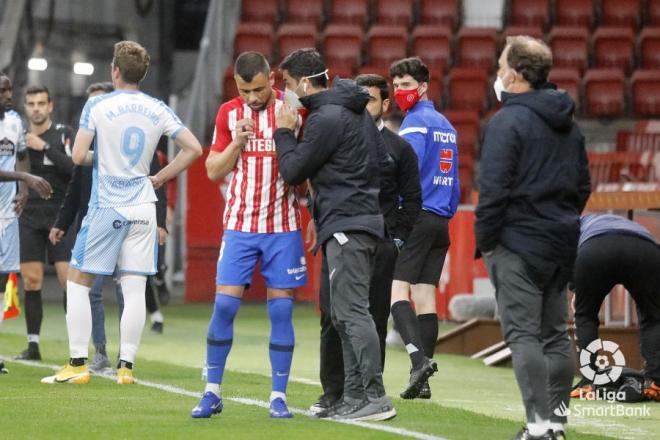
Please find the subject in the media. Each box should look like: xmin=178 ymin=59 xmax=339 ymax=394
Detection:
xmin=24 ymin=290 xmax=43 ymax=341
xmin=417 ymin=313 xmax=439 ymax=359
xmin=391 ymin=300 xmax=425 ymax=369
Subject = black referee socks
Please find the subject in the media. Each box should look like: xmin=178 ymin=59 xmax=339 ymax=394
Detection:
xmin=391 ymin=300 xmax=425 ymax=369
xmin=417 ymin=313 xmax=439 ymax=359
xmin=24 ymin=290 xmax=43 ymax=338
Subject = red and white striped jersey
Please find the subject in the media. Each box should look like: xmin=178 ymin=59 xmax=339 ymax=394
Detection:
xmin=211 ymin=91 xmax=302 ymax=233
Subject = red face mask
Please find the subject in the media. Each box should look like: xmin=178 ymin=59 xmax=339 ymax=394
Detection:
xmin=394 ymin=87 xmax=420 ymax=112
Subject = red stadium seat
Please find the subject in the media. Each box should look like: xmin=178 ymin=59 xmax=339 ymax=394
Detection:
xmin=234 ymin=23 xmax=275 ymax=61
xmin=639 ymin=27 xmax=660 ymax=69
xmin=548 ymin=26 xmax=590 ymax=73
xmin=592 ymin=27 xmax=635 ymax=73
xmin=588 ymin=151 xmax=656 ymax=187
xmin=241 ymin=0 xmax=279 ymax=23
xmin=276 ymin=24 xmax=317 ymax=62
xmin=601 ymin=0 xmax=640 ymax=30
xmin=554 ymin=0 xmax=593 ymax=27
xmin=502 ymin=25 xmax=544 ymax=40
xmin=447 ymin=68 xmax=489 ymax=114
xmin=508 ymin=0 xmax=549 ymax=28
xmin=366 ymin=25 xmax=408 ymax=67
xmin=328 ymin=66 xmax=356 ymax=82
xmin=548 ymin=68 xmax=581 ymax=108
xmin=374 ymin=0 xmax=413 ymax=27
xmin=322 ymin=24 xmax=363 ymax=69
xmin=419 ymin=0 xmax=460 ymax=30
xmin=356 ymin=65 xmax=390 ymax=79
xmin=329 ymin=0 xmax=369 ymax=27
xmin=650 ymin=0 xmax=660 ymax=26
xmin=442 ymin=110 xmax=480 ymax=160
xmin=456 ymin=28 xmax=498 ymax=71
xmin=427 ymin=70 xmax=445 ymax=106
xmin=411 ymin=25 xmax=452 ymax=73
xmin=583 ymin=69 xmax=626 ymax=117
xmin=223 ymin=66 xmax=239 ymax=101
xmin=284 ymin=0 xmax=325 ymax=27
xmin=631 ymin=69 xmax=660 ymax=117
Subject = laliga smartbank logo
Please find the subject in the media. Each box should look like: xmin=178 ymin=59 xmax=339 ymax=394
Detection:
xmin=553 ymin=339 xmax=651 ymax=418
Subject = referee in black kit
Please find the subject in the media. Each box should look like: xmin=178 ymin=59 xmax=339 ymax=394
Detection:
xmin=310 ymin=73 xmax=421 ymax=414
xmin=16 ymin=86 xmax=74 ymax=361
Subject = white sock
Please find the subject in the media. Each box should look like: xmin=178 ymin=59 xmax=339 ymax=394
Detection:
xmin=270 ymin=391 xmax=286 ymax=403
xmin=150 ymin=310 xmax=164 ymax=324
xmin=119 ymin=275 xmax=147 ymax=363
xmin=549 ymin=422 xmax=565 ymax=433
xmin=527 ymin=422 xmax=550 ymax=437
xmin=66 ymin=281 xmax=92 ymax=359
xmin=27 ymin=334 xmax=40 ymax=343
xmin=205 ymin=383 xmax=221 ymax=397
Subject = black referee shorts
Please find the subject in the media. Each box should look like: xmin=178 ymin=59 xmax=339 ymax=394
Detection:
xmin=19 ymin=204 xmax=75 ymax=264
xmin=393 ymin=209 xmax=450 ymax=285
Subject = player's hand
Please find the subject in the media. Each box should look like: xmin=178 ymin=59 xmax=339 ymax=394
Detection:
xmin=158 ymin=227 xmax=168 ymax=245
xmin=234 ymin=118 xmax=255 ymax=149
xmin=23 ymin=173 xmax=52 ymax=199
xmin=149 ymin=175 xmax=164 ymax=190
xmin=275 ymin=103 xmax=298 ymax=131
xmin=49 ymin=228 xmax=65 ymax=245
xmin=25 ymin=133 xmax=47 ymax=151
xmin=305 ymin=218 xmax=317 ymax=252
xmin=12 ymin=191 xmax=27 ymax=216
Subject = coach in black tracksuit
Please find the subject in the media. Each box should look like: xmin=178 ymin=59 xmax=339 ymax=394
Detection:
xmin=475 ymin=37 xmax=590 ymax=439
xmin=275 ymin=49 xmax=395 ymax=420
xmin=315 ymin=74 xmax=422 ymax=411
xmin=573 ymin=214 xmax=660 ymax=393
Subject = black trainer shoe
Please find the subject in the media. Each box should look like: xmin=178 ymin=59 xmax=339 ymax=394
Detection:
xmin=400 ymin=357 xmax=437 ymax=399
xmin=0 ymin=361 xmax=8 ymax=374
xmin=14 ymin=342 xmax=41 ymax=361
xmin=315 ymin=399 xmax=354 ymax=419
xmin=309 ymin=393 xmax=341 ymax=415
xmin=418 ymin=381 xmax=431 ymax=399
xmin=511 ymin=428 xmax=556 ymax=440
xmin=151 ymin=322 xmax=164 ymax=334
xmin=333 ymin=396 xmax=396 ymax=421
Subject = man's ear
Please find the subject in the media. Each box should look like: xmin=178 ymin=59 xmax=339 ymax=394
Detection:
xmin=382 ymin=98 xmax=390 ymax=114
xmin=269 ymin=71 xmax=275 ymax=88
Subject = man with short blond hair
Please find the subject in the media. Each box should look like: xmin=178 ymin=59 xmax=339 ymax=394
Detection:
xmin=476 ymin=36 xmax=590 ymax=440
xmin=42 ymin=40 xmax=202 ymax=386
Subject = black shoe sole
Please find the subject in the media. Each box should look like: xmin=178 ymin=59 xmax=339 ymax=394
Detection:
xmin=400 ymin=361 xmax=438 ymax=399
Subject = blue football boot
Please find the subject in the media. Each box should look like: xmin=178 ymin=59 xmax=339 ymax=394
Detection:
xmin=191 ymin=392 xmax=223 ymax=418
xmin=269 ymin=397 xmax=293 ymax=419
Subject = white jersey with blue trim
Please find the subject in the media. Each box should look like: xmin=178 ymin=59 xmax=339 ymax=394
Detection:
xmin=79 ymin=90 xmax=183 ymax=208
xmin=0 ymin=110 xmax=27 ymax=219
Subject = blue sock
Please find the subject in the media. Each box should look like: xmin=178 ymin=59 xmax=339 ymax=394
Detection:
xmin=206 ymin=293 xmax=241 ymax=384
xmin=267 ymin=297 xmax=295 ymax=395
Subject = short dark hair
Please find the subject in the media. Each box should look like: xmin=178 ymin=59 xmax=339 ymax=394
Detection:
xmin=389 ymin=57 xmax=429 ymax=84
xmin=234 ymin=51 xmax=270 ymax=82
xmin=355 ymin=74 xmax=389 ymax=100
xmin=505 ymin=36 xmax=552 ymax=89
xmin=86 ymin=82 xmax=114 ymax=96
xmin=25 ymin=85 xmax=51 ymax=101
xmin=279 ymin=48 xmax=327 ymax=88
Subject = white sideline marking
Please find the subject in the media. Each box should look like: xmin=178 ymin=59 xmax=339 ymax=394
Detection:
xmin=5 ymin=357 xmax=447 ymax=440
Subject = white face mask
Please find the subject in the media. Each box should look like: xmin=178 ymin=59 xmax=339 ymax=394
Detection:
xmin=285 ymin=69 xmax=329 ymax=107
xmin=284 ymin=87 xmax=303 ymax=109
xmin=493 ymin=75 xmax=507 ymax=102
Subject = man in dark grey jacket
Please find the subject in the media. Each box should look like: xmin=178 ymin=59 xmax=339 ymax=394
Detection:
xmin=274 ymin=48 xmax=395 ymax=421
xmin=475 ymin=36 xmax=591 ymax=440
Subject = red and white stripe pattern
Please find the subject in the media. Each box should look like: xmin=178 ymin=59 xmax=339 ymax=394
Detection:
xmin=211 ymin=94 xmax=301 ymax=233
